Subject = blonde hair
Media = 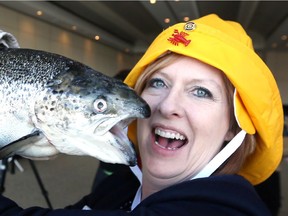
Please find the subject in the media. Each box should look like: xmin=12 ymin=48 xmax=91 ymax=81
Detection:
xmin=134 ymin=53 xmax=256 ymax=175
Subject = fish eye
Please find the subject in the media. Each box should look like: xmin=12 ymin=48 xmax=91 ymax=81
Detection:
xmin=93 ymin=98 xmax=107 ymax=113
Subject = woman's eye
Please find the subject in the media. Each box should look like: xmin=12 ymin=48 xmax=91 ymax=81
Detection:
xmin=193 ymin=87 xmax=212 ymax=98
xmin=147 ymin=78 xmax=166 ymax=89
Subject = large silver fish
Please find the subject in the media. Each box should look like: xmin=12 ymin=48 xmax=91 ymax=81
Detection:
xmin=0 ymin=48 xmax=150 ymax=165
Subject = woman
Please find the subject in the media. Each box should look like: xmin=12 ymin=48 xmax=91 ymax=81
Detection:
xmin=0 ymin=14 xmax=283 ymax=215
xmin=133 ymin=53 xmax=246 ymax=200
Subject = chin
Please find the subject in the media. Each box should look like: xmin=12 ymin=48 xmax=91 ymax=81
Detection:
xmin=144 ymin=156 xmax=184 ymax=177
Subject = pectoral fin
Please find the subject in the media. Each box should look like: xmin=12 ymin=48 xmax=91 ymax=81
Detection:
xmin=0 ymin=130 xmax=41 ymax=159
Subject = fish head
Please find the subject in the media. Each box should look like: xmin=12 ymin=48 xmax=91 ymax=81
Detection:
xmin=34 ymin=64 xmax=150 ymax=166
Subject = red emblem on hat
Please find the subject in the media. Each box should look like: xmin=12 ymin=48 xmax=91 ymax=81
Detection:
xmin=168 ymin=29 xmax=191 ymax=47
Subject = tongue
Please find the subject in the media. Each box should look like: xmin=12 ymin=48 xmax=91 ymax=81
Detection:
xmin=157 ymin=136 xmax=184 ymax=150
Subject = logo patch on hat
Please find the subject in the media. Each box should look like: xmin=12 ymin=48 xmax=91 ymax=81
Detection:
xmin=168 ymin=29 xmax=191 ymax=47
xmin=184 ymin=21 xmax=196 ymax=31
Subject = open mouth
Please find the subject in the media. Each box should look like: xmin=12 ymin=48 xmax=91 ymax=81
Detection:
xmin=109 ymin=118 xmax=133 ymax=146
xmin=154 ymin=127 xmax=187 ymax=151
xmin=108 ymin=117 xmax=137 ymax=165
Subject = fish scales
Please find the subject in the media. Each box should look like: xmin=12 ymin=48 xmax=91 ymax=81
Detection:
xmin=0 ymin=48 xmax=150 ymax=165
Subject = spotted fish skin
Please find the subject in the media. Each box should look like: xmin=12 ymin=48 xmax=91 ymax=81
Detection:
xmin=0 ymin=48 xmax=150 ymax=165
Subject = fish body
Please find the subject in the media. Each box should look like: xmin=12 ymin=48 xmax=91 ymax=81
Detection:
xmin=0 ymin=48 xmax=150 ymax=165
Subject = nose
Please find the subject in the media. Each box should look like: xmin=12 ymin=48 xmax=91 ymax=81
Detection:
xmin=157 ymin=88 xmax=184 ymax=118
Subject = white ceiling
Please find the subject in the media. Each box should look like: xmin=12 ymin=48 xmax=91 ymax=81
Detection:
xmin=1 ymin=1 xmax=287 ymax=54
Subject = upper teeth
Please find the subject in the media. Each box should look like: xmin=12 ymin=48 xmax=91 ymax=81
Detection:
xmin=155 ymin=128 xmax=185 ymax=140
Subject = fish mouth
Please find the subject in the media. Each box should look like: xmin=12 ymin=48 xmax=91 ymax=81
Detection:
xmin=94 ymin=114 xmax=133 ymax=136
xmin=109 ymin=118 xmax=137 ymax=165
xmin=94 ymin=115 xmax=137 ymax=165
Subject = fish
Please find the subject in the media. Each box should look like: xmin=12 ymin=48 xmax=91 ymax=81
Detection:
xmin=0 ymin=48 xmax=150 ymax=166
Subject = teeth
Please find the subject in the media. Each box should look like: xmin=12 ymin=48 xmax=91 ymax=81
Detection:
xmin=155 ymin=128 xmax=185 ymax=140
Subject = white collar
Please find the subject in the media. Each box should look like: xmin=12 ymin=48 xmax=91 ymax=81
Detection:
xmin=130 ymin=165 xmax=142 ymax=210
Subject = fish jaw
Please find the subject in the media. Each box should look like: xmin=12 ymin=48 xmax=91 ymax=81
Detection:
xmin=34 ymin=112 xmax=139 ymax=165
xmin=74 ymin=129 xmax=137 ymax=165
xmin=38 ymin=122 xmax=137 ymax=165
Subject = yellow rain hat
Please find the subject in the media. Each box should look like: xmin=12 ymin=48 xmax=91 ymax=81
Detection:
xmin=124 ymin=14 xmax=283 ymax=185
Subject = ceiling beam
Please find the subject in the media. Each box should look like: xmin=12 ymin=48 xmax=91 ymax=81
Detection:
xmin=237 ymin=0 xmax=265 ymax=50
xmin=167 ymin=0 xmax=200 ymax=22
xmin=78 ymin=1 xmax=150 ymax=46
xmin=237 ymin=0 xmax=260 ymax=29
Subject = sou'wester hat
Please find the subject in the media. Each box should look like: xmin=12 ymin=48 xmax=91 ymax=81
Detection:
xmin=124 ymin=14 xmax=283 ymax=185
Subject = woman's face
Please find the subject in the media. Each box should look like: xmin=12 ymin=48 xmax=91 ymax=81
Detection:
xmin=137 ymin=56 xmax=233 ymax=185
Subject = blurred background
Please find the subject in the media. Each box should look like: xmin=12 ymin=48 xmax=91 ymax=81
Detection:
xmin=0 ymin=1 xmax=287 ymax=215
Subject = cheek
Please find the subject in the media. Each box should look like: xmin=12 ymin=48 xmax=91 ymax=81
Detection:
xmin=141 ymin=91 xmax=160 ymax=110
xmin=188 ymin=104 xmax=231 ymax=146
xmin=137 ymin=118 xmax=145 ymax=134
xmin=137 ymin=118 xmax=150 ymax=147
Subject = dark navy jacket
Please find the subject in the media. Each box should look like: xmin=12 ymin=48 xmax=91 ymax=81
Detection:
xmin=0 ymin=169 xmax=271 ymax=216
